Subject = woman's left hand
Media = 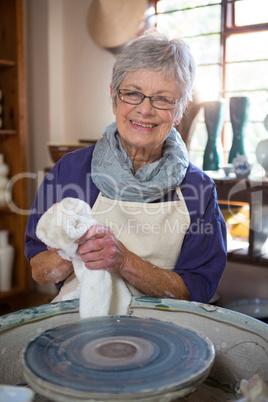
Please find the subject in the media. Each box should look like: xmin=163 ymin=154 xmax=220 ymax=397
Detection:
xmin=76 ymin=224 xmax=130 ymax=274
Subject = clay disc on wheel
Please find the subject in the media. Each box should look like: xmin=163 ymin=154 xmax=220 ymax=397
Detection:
xmin=22 ymin=316 xmax=215 ymax=401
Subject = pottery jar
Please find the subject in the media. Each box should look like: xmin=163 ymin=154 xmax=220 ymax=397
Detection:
xmin=256 ymin=139 xmax=268 ymax=176
xmin=0 ymin=230 xmax=15 ymax=292
xmin=0 ymin=154 xmax=9 ymax=177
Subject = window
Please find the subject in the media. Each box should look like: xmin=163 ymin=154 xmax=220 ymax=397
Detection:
xmin=152 ymin=0 xmax=268 ymax=171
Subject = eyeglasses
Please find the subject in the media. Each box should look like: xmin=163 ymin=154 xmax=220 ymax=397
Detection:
xmin=117 ymin=89 xmax=181 ymax=110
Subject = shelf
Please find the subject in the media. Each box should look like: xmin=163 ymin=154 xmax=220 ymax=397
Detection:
xmin=0 ymin=59 xmax=16 ymax=71
xmin=0 ymin=129 xmax=16 ymax=135
xmin=0 ymin=286 xmax=23 ymax=299
xmin=215 ymin=177 xmax=268 ymax=204
xmin=0 ymin=205 xmax=15 ymax=213
xmin=227 ymin=252 xmax=268 ymax=267
xmin=214 ymin=178 xmax=268 ymax=266
xmin=0 ymin=0 xmax=30 ymax=299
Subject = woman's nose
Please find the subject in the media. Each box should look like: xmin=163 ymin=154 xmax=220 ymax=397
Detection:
xmin=136 ymin=97 xmax=155 ymax=115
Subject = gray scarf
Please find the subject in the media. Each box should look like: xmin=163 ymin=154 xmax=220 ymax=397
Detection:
xmin=91 ymin=122 xmax=189 ymax=202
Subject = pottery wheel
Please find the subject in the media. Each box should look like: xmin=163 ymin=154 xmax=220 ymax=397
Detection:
xmin=22 ymin=316 xmax=215 ymax=401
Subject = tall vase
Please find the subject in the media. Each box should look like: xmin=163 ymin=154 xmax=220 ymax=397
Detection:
xmin=0 ymin=230 xmax=14 ymax=292
xmin=228 ymin=96 xmax=249 ymax=163
xmin=256 ymin=107 xmax=268 ymax=175
xmin=0 ymin=153 xmax=10 ymax=206
xmin=203 ymin=100 xmax=225 ymax=171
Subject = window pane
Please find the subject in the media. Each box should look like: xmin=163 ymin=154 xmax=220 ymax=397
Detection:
xmin=235 ymin=0 xmax=268 ymax=26
xmin=156 ymin=5 xmax=221 ymax=37
xmin=195 ymin=65 xmax=222 ymax=102
xmin=189 ymin=121 xmax=208 ymax=168
xmin=190 ymin=121 xmax=207 ymax=149
xmin=226 ymin=32 xmax=268 ymax=62
xmin=187 ymin=34 xmax=220 ymax=65
xmin=226 ymin=61 xmax=268 ymax=92
xmin=224 ymin=122 xmax=233 ymax=153
xmin=157 ymin=0 xmax=220 ymax=13
xmin=189 ymin=149 xmax=204 ymax=168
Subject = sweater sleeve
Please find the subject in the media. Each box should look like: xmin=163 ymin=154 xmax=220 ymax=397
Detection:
xmin=173 ymin=165 xmax=227 ymax=303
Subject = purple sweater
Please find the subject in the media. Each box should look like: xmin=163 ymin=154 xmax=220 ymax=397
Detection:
xmin=25 ymin=145 xmax=227 ymax=303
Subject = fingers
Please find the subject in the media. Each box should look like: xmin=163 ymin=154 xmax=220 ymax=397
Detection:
xmin=75 ymin=225 xmax=127 ymax=274
xmin=78 ymin=238 xmax=107 ymax=270
xmin=76 ymin=225 xmax=113 ymax=256
xmin=76 ymin=224 xmax=109 ymax=245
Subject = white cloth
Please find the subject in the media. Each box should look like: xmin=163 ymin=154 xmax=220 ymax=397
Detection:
xmin=36 ymin=197 xmax=132 ymax=318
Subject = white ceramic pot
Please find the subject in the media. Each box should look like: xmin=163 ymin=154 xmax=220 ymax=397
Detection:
xmin=0 ymin=176 xmax=8 ymax=188
xmin=256 ymin=139 xmax=268 ymax=175
xmin=0 ymin=153 xmax=9 ymax=177
xmin=0 ymin=188 xmax=11 ymax=207
xmin=0 ymin=230 xmax=14 ymax=292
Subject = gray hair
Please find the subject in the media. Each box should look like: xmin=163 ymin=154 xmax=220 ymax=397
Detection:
xmin=111 ymin=30 xmax=196 ymax=120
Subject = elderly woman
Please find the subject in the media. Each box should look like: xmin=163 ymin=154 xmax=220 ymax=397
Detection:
xmin=25 ymin=30 xmax=227 ymax=304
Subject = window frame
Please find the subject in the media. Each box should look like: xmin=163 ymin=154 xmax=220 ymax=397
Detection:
xmin=221 ymin=0 xmax=268 ymax=93
xmin=151 ymin=0 xmax=268 ymax=156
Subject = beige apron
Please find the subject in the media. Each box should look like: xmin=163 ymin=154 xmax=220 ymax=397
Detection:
xmin=53 ymin=187 xmax=190 ymax=301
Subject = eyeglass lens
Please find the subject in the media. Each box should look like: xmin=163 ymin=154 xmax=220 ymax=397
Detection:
xmin=118 ymin=90 xmax=177 ymax=110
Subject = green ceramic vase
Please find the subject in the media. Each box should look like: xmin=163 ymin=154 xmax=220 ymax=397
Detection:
xmin=203 ymin=100 xmax=225 ymax=171
xmin=228 ymin=96 xmax=249 ymax=163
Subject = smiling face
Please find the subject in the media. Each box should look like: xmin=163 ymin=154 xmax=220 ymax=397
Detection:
xmin=111 ymin=69 xmax=181 ymax=165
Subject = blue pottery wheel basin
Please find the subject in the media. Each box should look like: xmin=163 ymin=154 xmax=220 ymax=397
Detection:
xmin=22 ymin=315 xmax=215 ymax=401
xmin=1 ymin=298 xmax=268 ymax=400
xmin=225 ymin=298 xmax=268 ymax=323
